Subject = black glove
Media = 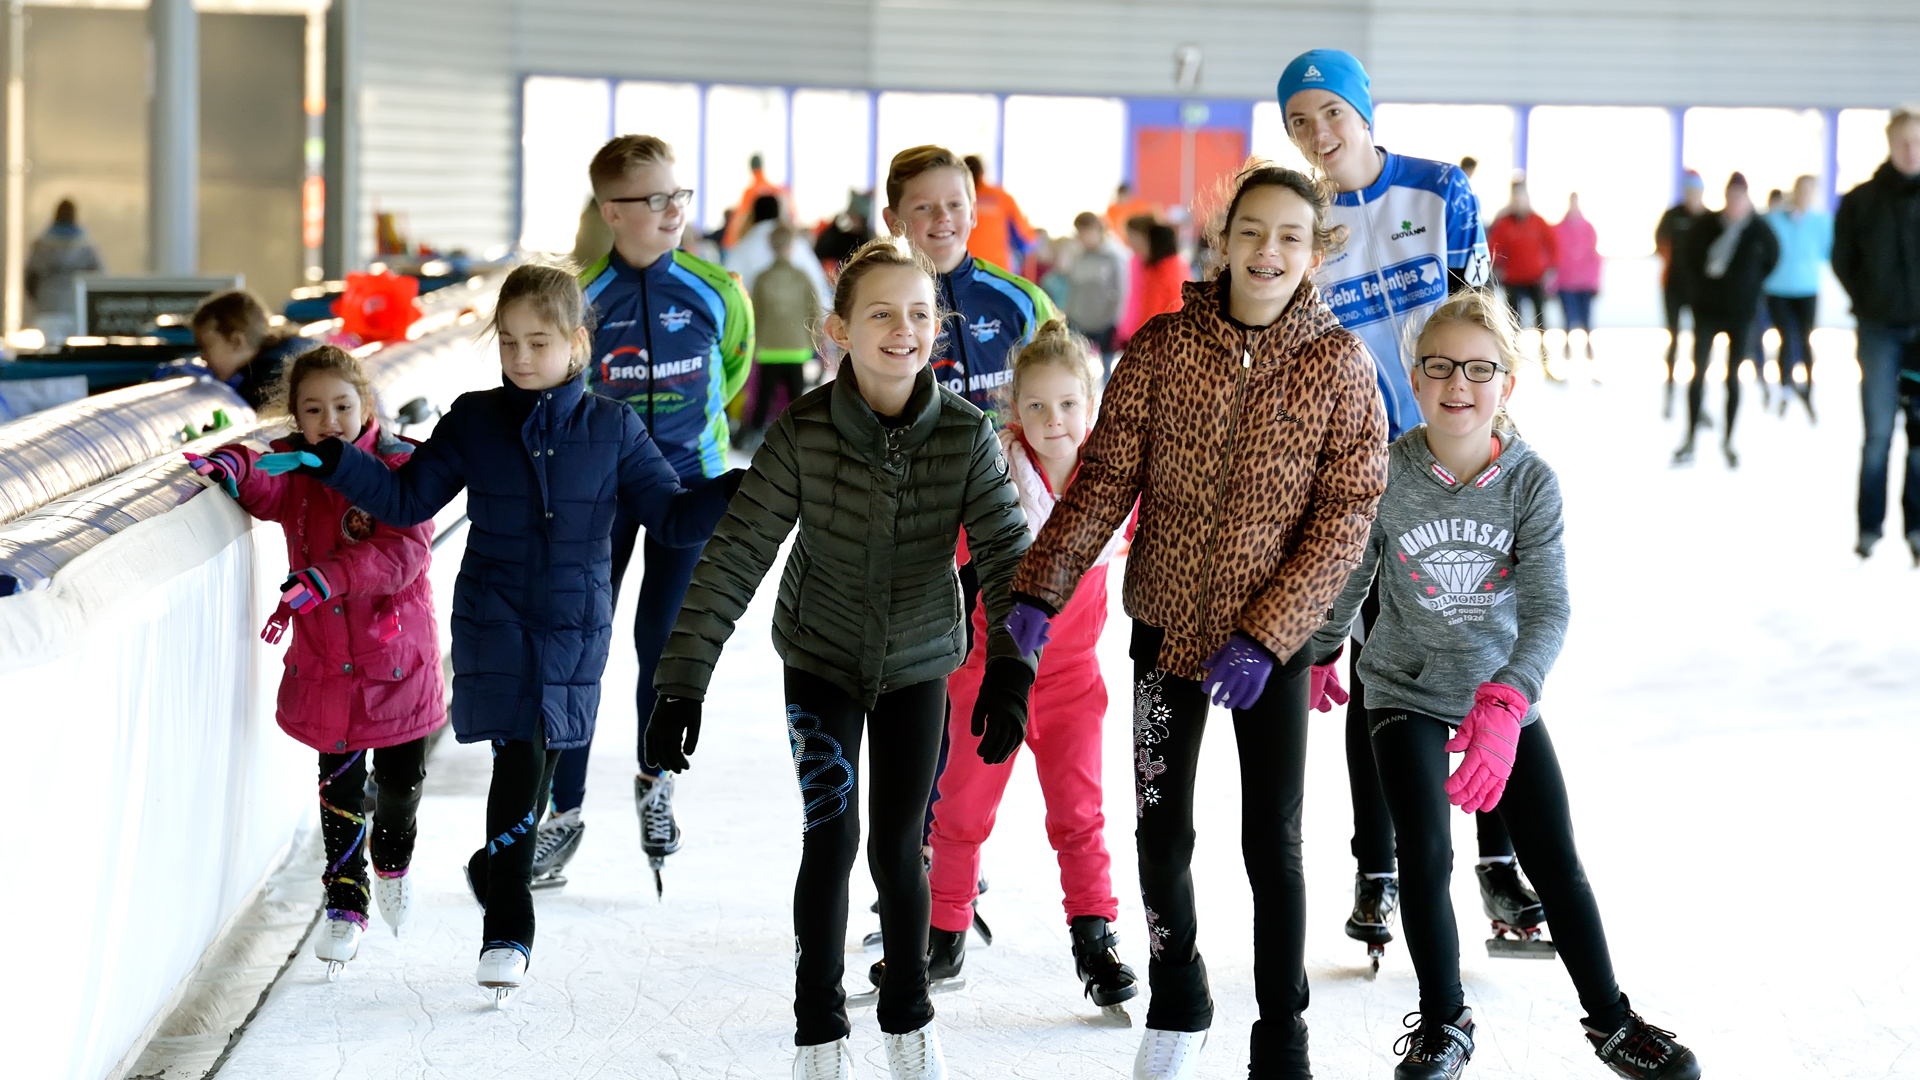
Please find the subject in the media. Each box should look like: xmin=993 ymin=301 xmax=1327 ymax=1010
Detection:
xmin=644 ymin=695 xmax=703 ymax=772
xmin=972 ymin=656 xmax=1036 ymax=766
xmin=282 ymin=433 xmax=346 ymax=477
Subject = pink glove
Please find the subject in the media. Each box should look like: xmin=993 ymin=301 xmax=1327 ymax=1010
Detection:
xmin=1443 ymin=682 xmax=1527 ymax=814
xmin=1308 ymin=645 xmax=1348 ymax=713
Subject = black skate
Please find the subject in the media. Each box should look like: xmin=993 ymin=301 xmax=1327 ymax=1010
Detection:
xmin=1583 ymin=998 xmax=1700 ymax=1080
xmin=863 ymin=871 xmax=991 ymax=948
xmin=635 ymin=772 xmax=680 ymax=898
xmin=529 ymin=807 xmax=584 ymax=891
xmin=1476 ymin=861 xmax=1556 ymax=959
xmin=851 ymin=931 xmax=969 ymax=1010
xmin=1070 ymin=915 xmax=1137 ymax=1025
xmin=1345 ymin=873 xmax=1399 ymax=975
xmin=1393 ymin=1007 xmax=1474 ymax=1080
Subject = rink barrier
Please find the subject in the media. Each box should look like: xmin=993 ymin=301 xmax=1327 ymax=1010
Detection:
xmin=0 ymin=277 xmax=502 ymax=1080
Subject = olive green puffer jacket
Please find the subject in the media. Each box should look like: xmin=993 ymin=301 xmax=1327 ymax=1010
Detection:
xmin=656 ymin=360 xmax=1035 ymax=707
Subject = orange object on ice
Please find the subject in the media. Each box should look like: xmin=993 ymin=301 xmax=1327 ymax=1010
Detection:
xmin=332 ymin=271 xmax=421 ymax=344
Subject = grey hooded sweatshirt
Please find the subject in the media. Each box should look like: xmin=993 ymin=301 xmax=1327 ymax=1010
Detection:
xmin=1306 ymin=427 xmax=1568 ymax=725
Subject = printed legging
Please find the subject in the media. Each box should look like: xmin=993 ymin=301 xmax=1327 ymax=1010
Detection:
xmin=317 ymin=737 xmax=428 ymax=922
xmin=464 ymin=730 xmax=561 ymax=957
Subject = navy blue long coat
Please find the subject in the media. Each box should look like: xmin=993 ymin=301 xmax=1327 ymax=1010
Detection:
xmin=322 ymin=375 xmax=730 ymax=750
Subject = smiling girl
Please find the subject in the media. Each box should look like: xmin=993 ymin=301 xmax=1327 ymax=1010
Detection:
xmin=185 ymin=345 xmax=443 ymax=980
xmin=649 ymin=237 xmax=1037 ymax=1080
xmin=1304 ymin=291 xmax=1700 ymax=1080
xmin=1009 ymin=162 xmax=1388 ymax=1080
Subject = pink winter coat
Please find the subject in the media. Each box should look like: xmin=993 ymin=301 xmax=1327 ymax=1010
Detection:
xmin=1553 ymin=209 xmax=1603 ymax=293
xmin=220 ymin=420 xmax=446 ymax=753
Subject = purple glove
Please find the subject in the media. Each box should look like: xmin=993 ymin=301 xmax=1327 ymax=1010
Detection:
xmin=1444 ymin=682 xmax=1527 ymax=814
xmin=1201 ymin=633 xmax=1275 ymax=710
xmin=1005 ymin=601 xmax=1052 ymax=657
xmin=184 ymin=449 xmax=245 ymax=499
xmin=280 ymin=567 xmax=334 ymax=614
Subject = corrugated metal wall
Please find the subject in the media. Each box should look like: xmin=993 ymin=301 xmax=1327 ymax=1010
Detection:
xmin=345 ymin=0 xmax=1920 ymax=260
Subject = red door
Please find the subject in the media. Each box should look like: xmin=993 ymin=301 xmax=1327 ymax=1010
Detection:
xmin=1134 ymin=127 xmax=1248 ymax=223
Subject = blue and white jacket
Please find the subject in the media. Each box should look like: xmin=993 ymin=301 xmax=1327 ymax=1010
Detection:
xmin=931 ymin=254 xmax=1058 ymax=422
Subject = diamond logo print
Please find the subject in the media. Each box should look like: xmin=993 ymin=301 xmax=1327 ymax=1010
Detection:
xmin=1419 ymin=549 xmax=1496 ymax=595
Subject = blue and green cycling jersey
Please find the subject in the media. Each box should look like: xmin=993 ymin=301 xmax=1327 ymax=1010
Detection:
xmin=932 ymin=253 xmax=1058 ymax=422
xmin=580 ymin=248 xmax=754 ymax=480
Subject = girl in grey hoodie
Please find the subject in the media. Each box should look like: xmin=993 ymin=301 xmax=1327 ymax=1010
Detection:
xmin=1305 ymin=291 xmax=1700 ymax=1080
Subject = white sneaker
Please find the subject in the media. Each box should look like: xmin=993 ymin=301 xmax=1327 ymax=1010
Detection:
xmin=1133 ymin=1027 xmax=1206 ymax=1079
xmin=373 ymin=871 xmax=412 ymax=936
xmin=883 ymin=1021 xmax=947 ymax=1079
xmin=476 ymin=945 xmax=527 ymax=1006
xmin=314 ymin=916 xmax=363 ymax=981
xmin=793 ymin=1037 xmax=858 ymax=1079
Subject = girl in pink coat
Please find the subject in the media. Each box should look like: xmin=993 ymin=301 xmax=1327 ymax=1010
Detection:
xmin=186 ymin=345 xmax=444 ymax=979
xmin=926 ymin=320 xmax=1139 ymax=1015
xmin=1554 ymin=192 xmax=1603 ymax=362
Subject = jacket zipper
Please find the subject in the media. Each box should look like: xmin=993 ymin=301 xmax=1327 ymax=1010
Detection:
xmin=1194 ymin=336 xmax=1253 ymax=636
xmin=639 ymin=267 xmax=657 ymax=436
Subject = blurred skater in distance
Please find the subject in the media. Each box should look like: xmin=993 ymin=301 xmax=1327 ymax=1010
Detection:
xmin=1304 ymin=290 xmax=1701 ymax=1080
xmin=1673 ymin=172 xmax=1778 ymax=469
xmin=964 ymin=154 xmax=1039 ymax=275
xmin=1554 ymin=192 xmax=1602 ymax=370
xmin=1834 ymin=105 xmax=1920 ymax=564
xmin=23 ymin=198 xmax=103 ymax=346
xmin=743 ymin=223 xmax=822 ymax=441
xmin=183 ymin=345 xmax=443 ymax=978
xmin=1763 ymin=175 xmax=1833 ymax=426
xmin=649 ymin=238 xmax=1038 ymax=1079
xmin=1118 ymin=216 xmax=1187 ymax=344
xmin=549 ymin=136 xmax=755 ymax=896
xmin=1487 ymin=180 xmax=1558 ymax=367
xmin=252 ymin=265 xmax=738 ymax=1000
xmin=1655 ymin=171 xmax=1710 ymax=418
xmin=926 ymin=320 xmax=1138 ymax=1017
xmin=1066 ymin=212 xmax=1128 ymax=379
xmin=1012 ymin=162 xmax=1387 ymax=1080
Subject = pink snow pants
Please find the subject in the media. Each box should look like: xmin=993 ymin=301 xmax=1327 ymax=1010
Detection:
xmin=927 ymin=563 xmax=1120 ymax=933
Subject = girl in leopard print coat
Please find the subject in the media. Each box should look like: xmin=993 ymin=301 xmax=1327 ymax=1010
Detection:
xmin=1011 ymin=162 xmax=1387 ymax=1079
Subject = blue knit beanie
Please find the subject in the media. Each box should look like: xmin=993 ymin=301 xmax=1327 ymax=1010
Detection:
xmin=1277 ymin=49 xmax=1374 ymax=130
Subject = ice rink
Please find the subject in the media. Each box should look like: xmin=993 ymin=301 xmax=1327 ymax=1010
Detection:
xmin=208 ymin=332 xmax=1920 ymax=1079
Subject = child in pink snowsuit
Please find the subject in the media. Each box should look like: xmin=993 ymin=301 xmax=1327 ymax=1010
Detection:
xmin=926 ymin=320 xmax=1138 ymax=1012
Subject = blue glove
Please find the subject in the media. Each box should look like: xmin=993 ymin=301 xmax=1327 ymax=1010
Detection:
xmin=1201 ymin=633 xmax=1276 ymax=710
xmin=255 ymin=450 xmax=324 ymax=476
xmin=257 ymin=434 xmax=345 ymax=477
xmin=1005 ymin=601 xmax=1053 ymax=657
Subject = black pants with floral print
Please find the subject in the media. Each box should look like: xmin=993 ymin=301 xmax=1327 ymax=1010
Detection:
xmin=1130 ymin=621 xmax=1314 ymax=1077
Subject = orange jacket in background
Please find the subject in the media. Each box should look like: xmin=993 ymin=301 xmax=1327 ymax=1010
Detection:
xmin=1105 ymin=196 xmax=1157 ymax=237
xmin=723 ymin=168 xmax=787 ymax=249
xmin=968 ymin=181 xmax=1038 ymax=274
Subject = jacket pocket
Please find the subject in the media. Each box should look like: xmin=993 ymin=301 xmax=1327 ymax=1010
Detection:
xmin=1412 ymin=649 xmax=1492 ymax=695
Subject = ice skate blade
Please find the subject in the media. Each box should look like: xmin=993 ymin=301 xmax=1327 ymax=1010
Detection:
xmin=1486 ymin=937 xmax=1558 ymax=959
xmin=325 ymin=961 xmax=344 ymax=982
xmin=490 ymin=987 xmax=515 ymax=1008
xmin=529 ymin=871 xmax=568 ymax=892
xmin=649 ymin=856 xmax=666 ymax=899
xmin=846 ymin=977 xmax=965 ymax=1009
xmin=1099 ymin=1003 xmax=1132 ymax=1027
xmin=861 ymin=929 xmax=884 ymax=950
xmin=1365 ymin=942 xmax=1385 ymax=979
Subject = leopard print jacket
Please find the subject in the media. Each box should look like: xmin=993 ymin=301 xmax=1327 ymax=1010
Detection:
xmin=1012 ymin=276 xmax=1388 ymax=678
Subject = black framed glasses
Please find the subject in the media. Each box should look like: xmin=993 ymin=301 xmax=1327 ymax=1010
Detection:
xmin=605 ymin=188 xmax=694 ymax=212
xmin=1417 ymin=355 xmax=1506 ymax=383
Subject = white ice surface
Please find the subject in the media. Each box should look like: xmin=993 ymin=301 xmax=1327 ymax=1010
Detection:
xmin=216 ymin=332 xmax=1920 ymax=1079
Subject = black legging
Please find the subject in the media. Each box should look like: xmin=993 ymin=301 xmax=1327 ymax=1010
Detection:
xmin=1689 ymin=316 xmax=1752 ymax=443
xmin=1767 ymin=293 xmax=1818 ymax=401
xmin=1503 ymin=281 xmax=1548 ymax=333
xmin=1368 ymin=710 xmax=1625 ymax=1032
xmin=787 ymin=667 xmax=946 ymax=1046
xmin=1132 ymin=621 xmax=1312 ymax=1077
xmin=750 ymin=363 xmax=808 ymax=428
xmin=465 ymin=730 xmax=561 ymax=956
xmin=318 ymin=737 xmax=428 ymax=920
xmin=1663 ymin=290 xmax=1687 ymax=382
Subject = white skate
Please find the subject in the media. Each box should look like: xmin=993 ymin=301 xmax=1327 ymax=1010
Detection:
xmin=883 ymin=1021 xmax=947 ymax=1079
xmin=373 ymin=871 xmax=412 ymax=936
xmin=793 ymin=1036 xmax=859 ymax=1079
xmin=1133 ymin=1027 xmax=1206 ymax=1079
xmin=313 ymin=916 xmax=363 ymax=981
xmin=476 ymin=946 xmax=527 ymax=1007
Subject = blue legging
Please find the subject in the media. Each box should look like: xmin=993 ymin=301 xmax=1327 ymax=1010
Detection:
xmin=548 ymin=508 xmax=707 ymax=813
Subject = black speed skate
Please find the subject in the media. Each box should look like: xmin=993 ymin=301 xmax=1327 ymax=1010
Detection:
xmin=1583 ymin=997 xmax=1701 ymax=1080
xmin=852 ymin=929 xmax=968 ymax=1009
xmin=1070 ymin=916 xmax=1137 ymax=1025
xmin=1393 ymin=1007 xmax=1475 ymax=1080
xmin=529 ymin=807 xmax=584 ymax=891
xmin=1345 ymin=873 xmax=1399 ymax=975
xmin=635 ymin=772 xmax=680 ymax=898
xmin=1477 ymin=861 xmax=1556 ymax=959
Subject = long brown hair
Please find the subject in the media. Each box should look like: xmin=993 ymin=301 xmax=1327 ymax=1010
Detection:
xmin=1202 ymin=159 xmax=1348 ymax=281
xmin=262 ymin=344 xmax=375 ymax=422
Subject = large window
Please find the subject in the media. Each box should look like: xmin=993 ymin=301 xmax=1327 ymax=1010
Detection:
xmin=613 ymin=81 xmax=702 ymax=190
xmin=1682 ymin=108 xmax=1823 ymax=210
xmin=875 ymin=92 xmax=999 ymax=188
xmin=790 ymin=89 xmax=873 ymax=227
xmin=1373 ymin=104 xmax=1515 ymax=217
xmin=1000 ymin=95 xmax=1125 ymax=235
xmin=1248 ymin=101 xmax=1317 ymax=173
xmin=520 ymin=76 xmax=610 ymax=253
xmin=1836 ymin=108 xmax=1893 ymax=195
xmin=1526 ymin=107 xmax=1673 ymax=256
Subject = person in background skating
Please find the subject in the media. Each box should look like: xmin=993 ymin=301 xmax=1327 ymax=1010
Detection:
xmin=964 ymin=154 xmax=1039 ymax=275
xmin=23 ymin=197 xmax=103 ymax=346
xmin=184 ymin=345 xmax=442 ymax=979
xmin=1487 ymin=180 xmax=1558 ymax=364
xmin=744 ymin=224 xmax=822 ymax=440
xmin=1304 ymin=290 xmax=1701 ymax=1080
xmin=531 ymin=136 xmax=753 ymax=897
xmin=1118 ymin=218 xmax=1187 ymax=343
xmin=1012 ymin=162 xmax=1386 ymax=1080
xmin=1105 ymin=180 xmax=1156 ymax=238
xmin=1655 ymin=171 xmax=1710 ymax=418
xmin=1279 ymin=48 xmax=1533 ymax=964
xmin=728 ymin=193 xmax=834 ymax=300
xmin=1674 ymin=171 xmax=1778 ymax=468
xmin=1066 ymin=211 xmax=1127 ymax=376
xmin=1762 ymin=175 xmax=1832 ymax=424
xmin=162 ymin=290 xmax=320 ymax=409
xmin=255 ymin=265 xmax=737 ymax=999
xmin=925 ymin=320 xmax=1137 ymax=1018
xmin=1834 ymin=106 xmax=1920 ymax=563
xmin=1554 ymin=192 xmax=1602 ymax=367
xmin=722 ymin=152 xmax=787 ymax=250
xmin=648 ymin=237 xmax=1037 ymax=1080
xmin=815 ymin=189 xmax=877 ymax=276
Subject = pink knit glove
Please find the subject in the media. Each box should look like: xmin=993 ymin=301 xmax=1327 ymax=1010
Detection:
xmin=1443 ymin=682 xmax=1527 ymax=814
xmin=1308 ymin=652 xmax=1349 ymax=713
